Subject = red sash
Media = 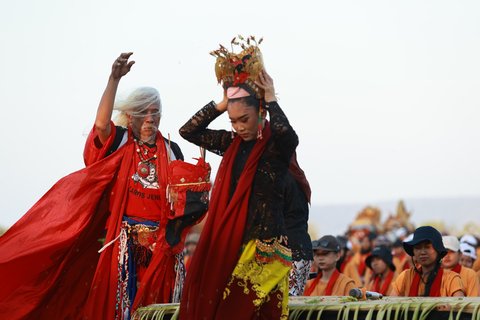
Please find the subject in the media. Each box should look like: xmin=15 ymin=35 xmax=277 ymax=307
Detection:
xmin=358 ymin=255 xmax=367 ymax=276
xmin=409 ymin=267 xmax=444 ymax=297
xmin=180 ymin=124 xmax=272 ymax=319
xmin=340 ymin=256 xmax=351 ymax=273
xmin=372 ymin=270 xmax=394 ymax=295
xmin=452 ymin=264 xmax=462 ymax=274
xmin=305 ymin=269 xmax=341 ymax=296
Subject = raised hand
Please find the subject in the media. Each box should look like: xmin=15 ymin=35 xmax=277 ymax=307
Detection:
xmin=215 ymin=88 xmax=228 ymax=112
xmin=255 ymin=69 xmax=277 ymax=102
xmin=110 ymin=52 xmax=135 ymax=80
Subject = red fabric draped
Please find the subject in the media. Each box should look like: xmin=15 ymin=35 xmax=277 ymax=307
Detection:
xmin=0 ymin=139 xmax=124 ymax=319
xmin=372 ymin=270 xmax=394 ymax=295
xmin=304 ymin=269 xmax=341 ymax=296
xmin=180 ymin=124 xmax=272 ymax=320
xmin=409 ymin=267 xmax=444 ymax=297
xmin=289 ymin=151 xmax=311 ymax=203
xmin=358 ymin=257 xmax=367 ymax=277
xmin=340 ymin=256 xmax=352 ymax=273
xmin=84 ymin=129 xmax=175 ymax=319
xmin=0 ymin=124 xmax=183 ymax=319
xmin=132 ymin=157 xmax=211 ymax=310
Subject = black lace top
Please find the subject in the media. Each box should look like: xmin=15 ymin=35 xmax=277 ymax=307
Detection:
xmin=179 ymin=101 xmax=298 ymax=244
xmin=284 ymin=172 xmax=313 ymax=261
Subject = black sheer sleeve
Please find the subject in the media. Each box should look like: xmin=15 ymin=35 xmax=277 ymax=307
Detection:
xmin=179 ymin=101 xmax=233 ymax=156
xmin=266 ymin=101 xmax=299 ymax=161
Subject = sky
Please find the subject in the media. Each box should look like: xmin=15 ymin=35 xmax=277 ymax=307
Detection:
xmin=1 ymin=0 xmax=480 ymax=228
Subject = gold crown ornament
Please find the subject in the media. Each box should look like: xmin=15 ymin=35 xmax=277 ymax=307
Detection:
xmin=210 ymin=35 xmax=265 ymax=98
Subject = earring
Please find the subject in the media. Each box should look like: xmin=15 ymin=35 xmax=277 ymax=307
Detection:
xmin=231 ymin=126 xmax=235 ymax=139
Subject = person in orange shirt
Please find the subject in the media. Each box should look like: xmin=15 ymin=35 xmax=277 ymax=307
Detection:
xmin=365 ymin=246 xmax=397 ymax=296
xmin=392 ymin=239 xmax=412 ymax=272
xmin=305 ymin=235 xmax=356 ymax=296
xmin=459 ymin=242 xmax=477 ymax=269
xmin=391 ymin=226 xmax=464 ymax=297
xmin=460 ymin=234 xmax=480 ymax=272
xmin=442 ymin=235 xmax=480 ymax=296
xmin=336 ymin=235 xmax=362 ymax=286
xmin=350 ymin=232 xmax=375 ymax=286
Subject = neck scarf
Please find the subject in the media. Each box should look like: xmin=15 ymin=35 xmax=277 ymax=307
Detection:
xmin=340 ymin=255 xmax=351 ymax=273
xmin=358 ymin=254 xmax=368 ymax=276
xmin=180 ymin=123 xmax=271 ymax=319
xmin=305 ymin=269 xmax=341 ymax=296
xmin=372 ymin=270 xmax=394 ymax=295
xmin=452 ymin=263 xmax=462 ymax=274
xmin=409 ymin=266 xmax=444 ymax=297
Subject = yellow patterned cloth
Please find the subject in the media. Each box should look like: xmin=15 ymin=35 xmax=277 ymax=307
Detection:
xmin=223 ymin=239 xmax=292 ymax=319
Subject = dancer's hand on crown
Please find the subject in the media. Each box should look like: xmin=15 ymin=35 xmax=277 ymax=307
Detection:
xmin=255 ymin=69 xmax=277 ymax=103
xmin=110 ymin=52 xmax=135 ymax=81
xmin=215 ymin=88 xmax=228 ymax=112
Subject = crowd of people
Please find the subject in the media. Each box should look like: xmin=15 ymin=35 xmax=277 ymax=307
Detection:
xmin=1 ymin=36 xmax=479 ymax=320
xmin=303 ymin=221 xmax=480 ymax=298
xmin=183 ymin=204 xmax=480 ymax=300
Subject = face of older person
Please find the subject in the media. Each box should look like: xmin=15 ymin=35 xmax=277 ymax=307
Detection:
xmin=227 ymin=100 xmax=263 ymax=142
xmin=441 ymin=250 xmax=460 ymax=269
xmin=413 ymin=241 xmax=439 ymax=269
xmin=128 ymin=104 xmax=161 ymax=143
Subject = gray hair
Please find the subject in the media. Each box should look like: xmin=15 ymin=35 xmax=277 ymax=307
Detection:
xmin=113 ymin=87 xmax=162 ymax=127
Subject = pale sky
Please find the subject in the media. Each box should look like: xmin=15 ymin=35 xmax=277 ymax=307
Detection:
xmin=1 ymin=0 xmax=480 ymax=228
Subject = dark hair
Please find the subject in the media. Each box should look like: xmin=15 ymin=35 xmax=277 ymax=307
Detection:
xmin=415 ymin=256 xmax=442 ymax=296
xmin=227 ymin=95 xmax=265 ymax=111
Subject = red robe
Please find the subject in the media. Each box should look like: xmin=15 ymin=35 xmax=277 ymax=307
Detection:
xmin=0 ymin=125 xmax=191 ymax=319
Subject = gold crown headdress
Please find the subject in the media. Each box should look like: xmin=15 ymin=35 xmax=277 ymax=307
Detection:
xmin=210 ymin=35 xmax=264 ymax=98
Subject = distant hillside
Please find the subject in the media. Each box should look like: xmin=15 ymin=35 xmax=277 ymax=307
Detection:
xmin=308 ymin=196 xmax=480 ymax=238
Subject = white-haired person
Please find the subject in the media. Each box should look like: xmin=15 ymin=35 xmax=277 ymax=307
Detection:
xmin=442 ymin=236 xmax=480 ymax=296
xmin=0 ymin=52 xmax=201 ymax=320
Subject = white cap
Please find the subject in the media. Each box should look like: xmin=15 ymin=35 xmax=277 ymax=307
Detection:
xmin=442 ymin=235 xmax=460 ymax=252
xmin=460 ymin=242 xmax=477 ymax=260
xmin=460 ymin=234 xmax=478 ymax=247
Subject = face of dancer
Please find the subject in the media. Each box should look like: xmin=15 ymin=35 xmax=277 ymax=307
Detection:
xmin=370 ymin=257 xmax=388 ymax=275
xmin=442 ymin=250 xmax=460 ymax=269
xmin=227 ymin=100 xmax=261 ymax=142
xmin=129 ymin=104 xmax=161 ymax=143
xmin=313 ymin=249 xmax=340 ymax=272
xmin=413 ymin=241 xmax=438 ymax=269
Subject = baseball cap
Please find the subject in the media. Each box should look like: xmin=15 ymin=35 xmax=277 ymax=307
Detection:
xmin=312 ymin=235 xmax=341 ymax=252
xmin=442 ymin=235 xmax=460 ymax=252
xmin=460 ymin=242 xmax=477 ymax=260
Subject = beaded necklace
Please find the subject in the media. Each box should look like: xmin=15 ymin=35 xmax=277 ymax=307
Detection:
xmin=134 ymin=138 xmax=157 ymax=179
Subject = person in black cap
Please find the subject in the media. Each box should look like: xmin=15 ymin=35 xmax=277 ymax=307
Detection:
xmin=365 ymin=246 xmax=397 ymax=295
xmin=391 ymin=226 xmax=464 ymax=297
xmin=304 ymin=235 xmax=356 ymax=296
